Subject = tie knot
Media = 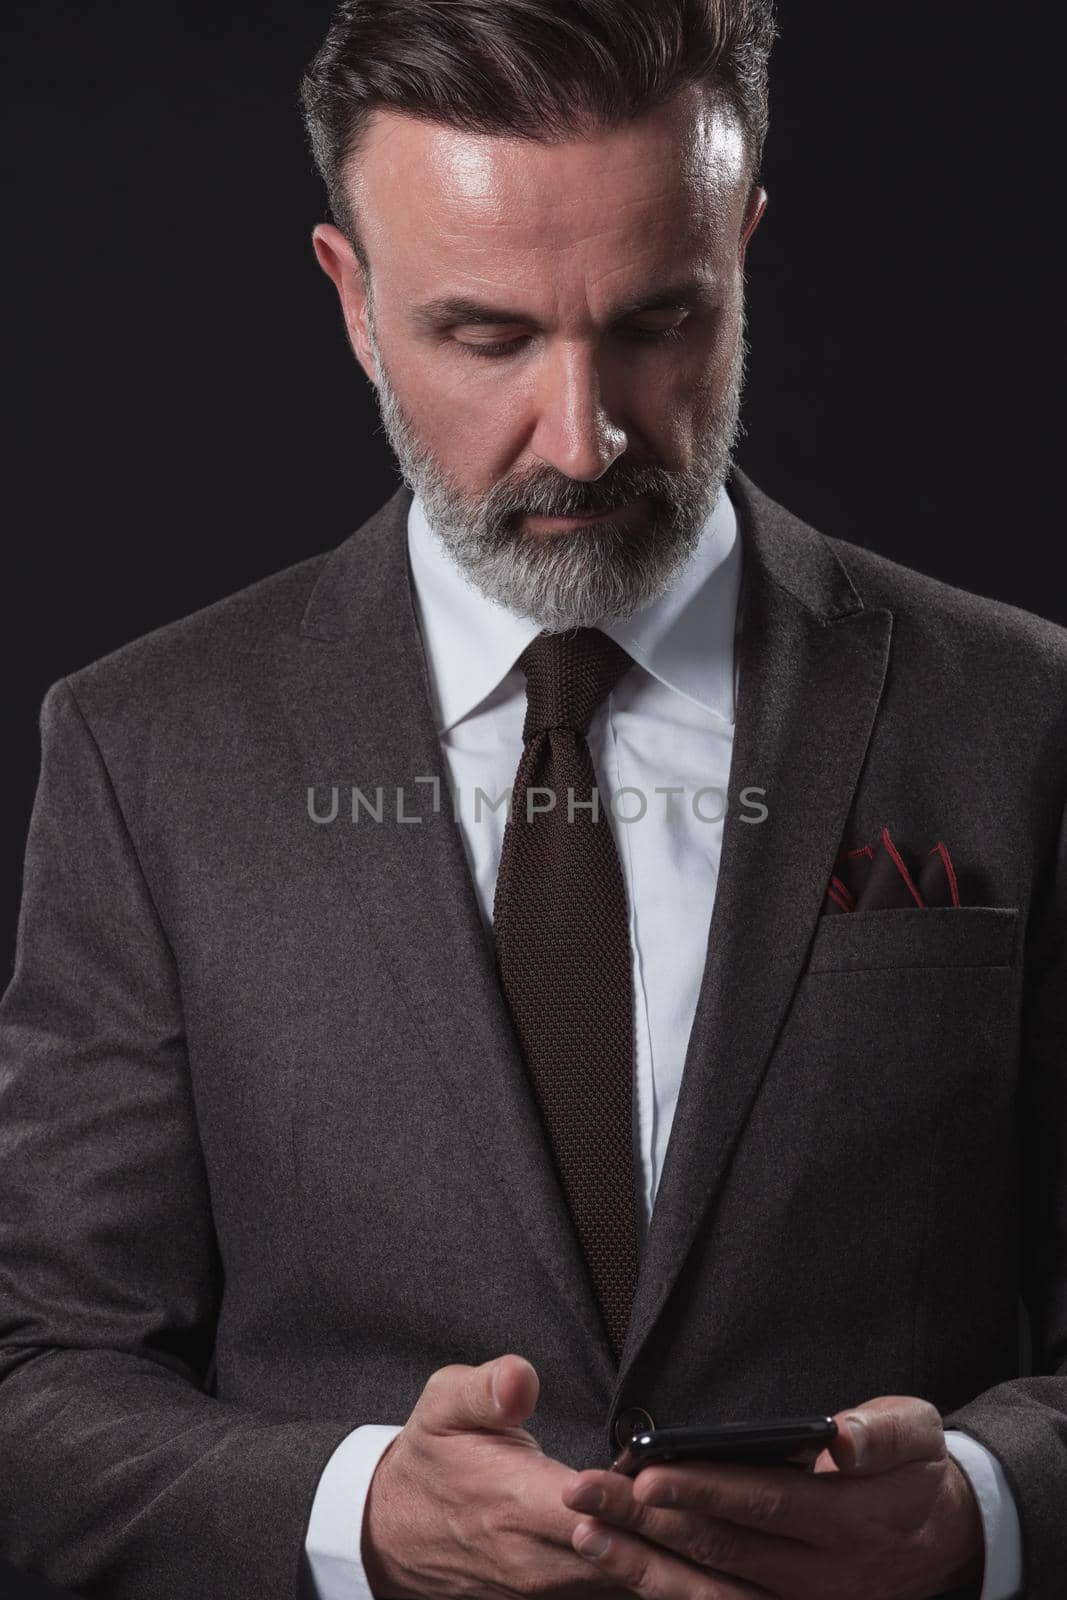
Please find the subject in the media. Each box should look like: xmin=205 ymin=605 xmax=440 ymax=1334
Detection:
xmin=516 ymin=628 xmax=634 ymax=741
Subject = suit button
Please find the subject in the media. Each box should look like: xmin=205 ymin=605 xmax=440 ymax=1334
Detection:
xmin=614 ymin=1407 xmax=655 ymax=1449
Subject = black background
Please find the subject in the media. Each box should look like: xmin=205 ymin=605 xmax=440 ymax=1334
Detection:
xmin=1 ymin=2 xmax=1061 ymax=1594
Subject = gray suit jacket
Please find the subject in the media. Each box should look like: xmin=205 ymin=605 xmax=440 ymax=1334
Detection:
xmin=1 ymin=469 xmax=1065 ymax=1599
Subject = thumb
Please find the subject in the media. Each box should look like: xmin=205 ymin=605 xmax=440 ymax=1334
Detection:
xmin=829 ymin=1395 xmax=945 ymax=1476
xmin=417 ymin=1353 xmax=540 ymax=1435
xmin=489 ymin=1352 xmax=540 ymax=1424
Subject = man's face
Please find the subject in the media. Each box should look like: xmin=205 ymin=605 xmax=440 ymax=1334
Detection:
xmin=314 ymin=84 xmax=766 ymax=631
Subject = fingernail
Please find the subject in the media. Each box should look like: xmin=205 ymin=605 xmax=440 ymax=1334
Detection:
xmin=846 ymin=1414 xmax=867 ymax=1465
xmin=572 ymin=1486 xmax=605 ymax=1512
xmin=578 ymin=1529 xmax=611 ymax=1558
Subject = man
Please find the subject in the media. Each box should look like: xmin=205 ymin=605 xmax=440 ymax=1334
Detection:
xmin=0 ymin=2 xmax=1064 ymax=1597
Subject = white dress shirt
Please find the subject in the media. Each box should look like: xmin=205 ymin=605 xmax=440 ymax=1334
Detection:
xmin=302 ymin=487 xmax=1023 ymax=1600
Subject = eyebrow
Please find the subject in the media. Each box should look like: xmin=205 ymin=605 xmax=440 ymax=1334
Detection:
xmin=409 ymin=280 xmax=716 ymax=333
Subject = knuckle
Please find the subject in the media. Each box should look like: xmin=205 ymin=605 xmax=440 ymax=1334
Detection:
xmin=630 ymin=1496 xmax=659 ymax=1536
xmin=692 ymin=1516 xmax=743 ymax=1569
xmin=628 ymin=1549 xmax=659 ymax=1594
xmin=746 ymin=1482 xmax=783 ymax=1525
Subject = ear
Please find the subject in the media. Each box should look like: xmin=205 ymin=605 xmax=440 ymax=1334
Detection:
xmin=738 ymin=186 xmax=768 ymax=269
xmin=311 ymin=223 xmax=378 ymax=387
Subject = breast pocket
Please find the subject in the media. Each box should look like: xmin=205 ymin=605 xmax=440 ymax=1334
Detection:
xmin=783 ymin=903 xmax=1021 ymax=1198
xmin=805 ymin=905 xmax=1019 ymax=974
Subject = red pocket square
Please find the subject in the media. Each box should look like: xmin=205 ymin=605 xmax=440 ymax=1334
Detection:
xmin=825 ymin=825 xmax=961 ymax=913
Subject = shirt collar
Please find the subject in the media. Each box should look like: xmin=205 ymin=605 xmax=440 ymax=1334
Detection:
xmin=407 ymin=485 xmax=741 ymax=736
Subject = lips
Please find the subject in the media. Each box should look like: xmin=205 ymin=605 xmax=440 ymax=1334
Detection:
xmin=523 ymin=495 xmax=646 ymax=529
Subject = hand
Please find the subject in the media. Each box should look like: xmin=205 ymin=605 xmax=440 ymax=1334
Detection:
xmin=361 ymin=1351 xmax=638 ymax=1600
xmin=560 ymin=1395 xmax=986 ymax=1599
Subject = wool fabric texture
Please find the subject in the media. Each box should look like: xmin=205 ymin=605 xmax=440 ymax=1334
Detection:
xmin=492 ymin=626 xmax=641 ymax=1363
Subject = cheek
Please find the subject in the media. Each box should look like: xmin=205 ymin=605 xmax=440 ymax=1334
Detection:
xmin=420 ymin=341 xmax=522 ymax=404
xmin=391 ymin=344 xmax=511 ymax=436
xmin=388 ymin=351 xmax=528 ymax=485
xmin=690 ymin=314 xmax=743 ymax=408
xmin=639 ymin=335 xmax=731 ymax=434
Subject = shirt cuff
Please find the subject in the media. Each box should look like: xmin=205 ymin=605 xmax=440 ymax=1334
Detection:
xmin=302 ymin=1423 xmax=405 ymax=1600
xmin=943 ymin=1429 xmax=1024 ymax=1600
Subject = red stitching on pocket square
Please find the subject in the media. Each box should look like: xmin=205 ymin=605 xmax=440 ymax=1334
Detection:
xmin=880 ymin=825 xmax=926 ymax=908
xmin=829 ymin=873 xmax=855 ymax=911
xmin=824 ymin=828 xmax=962 ymax=913
xmin=929 ymin=840 xmax=960 ymax=908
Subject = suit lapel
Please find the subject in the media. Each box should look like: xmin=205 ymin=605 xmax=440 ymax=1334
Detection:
xmin=274 ymin=486 xmax=618 ymax=1387
xmin=616 ymin=472 xmax=894 ymax=1377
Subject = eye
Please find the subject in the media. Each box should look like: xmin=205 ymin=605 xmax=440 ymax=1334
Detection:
xmin=454 ymin=320 xmax=690 ymax=361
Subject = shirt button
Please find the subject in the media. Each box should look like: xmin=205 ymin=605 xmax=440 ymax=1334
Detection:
xmin=614 ymin=1407 xmax=655 ymax=1450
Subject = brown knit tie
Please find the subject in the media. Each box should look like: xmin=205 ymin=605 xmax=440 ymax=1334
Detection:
xmin=492 ymin=627 xmax=641 ymax=1363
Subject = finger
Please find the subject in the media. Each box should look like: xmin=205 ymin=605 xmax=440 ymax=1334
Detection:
xmin=826 ymin=1395 xmax=945 ymax=1475
xmin=571 ymin=1516 xmax=780 ymax=1599
xmin=572 ymin=1465 xmax=857 ymax=1548
xmin=571 ymin=1485 xmax=811 ymax=1593
xmin=565 ymin=1464 xmax=829 ymax=1553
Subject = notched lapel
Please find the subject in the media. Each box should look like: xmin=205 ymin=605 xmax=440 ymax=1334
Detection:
xmin=273 ymin=486 xmax=618 ymax=1383
xmin=618 ymin=474 xmax=894 ymax=1380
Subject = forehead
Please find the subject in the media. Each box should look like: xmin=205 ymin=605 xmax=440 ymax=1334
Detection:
xmin=349 ymin=86 xmax=749 ymax=291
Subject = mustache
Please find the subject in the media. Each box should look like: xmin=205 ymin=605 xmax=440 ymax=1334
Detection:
xmin=506 ymin=492 xmax=646 ymax=522
xmin=488 ymin=469 xmax=675 ymax=522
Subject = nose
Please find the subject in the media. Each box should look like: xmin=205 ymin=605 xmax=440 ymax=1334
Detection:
xmin=529 ymin=341 xmax=629 ymax=484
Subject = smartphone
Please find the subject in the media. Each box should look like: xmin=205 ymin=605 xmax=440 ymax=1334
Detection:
xmin=611 ymin=1415 xmax=838 ymax=1476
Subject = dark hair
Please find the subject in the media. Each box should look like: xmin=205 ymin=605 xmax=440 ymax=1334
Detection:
xmin=299 ymin=0 xmax=777 ymax=277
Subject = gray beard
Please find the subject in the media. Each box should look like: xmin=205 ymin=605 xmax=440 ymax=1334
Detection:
xmin=366 ymin=311 xmax=748 ymax=632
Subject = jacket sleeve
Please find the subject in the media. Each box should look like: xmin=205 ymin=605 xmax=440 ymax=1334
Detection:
xmin=0 ymin=679 xmax=355 ymax=1600
xmin=941 ymin=793 xmax=1067 ymax=1599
